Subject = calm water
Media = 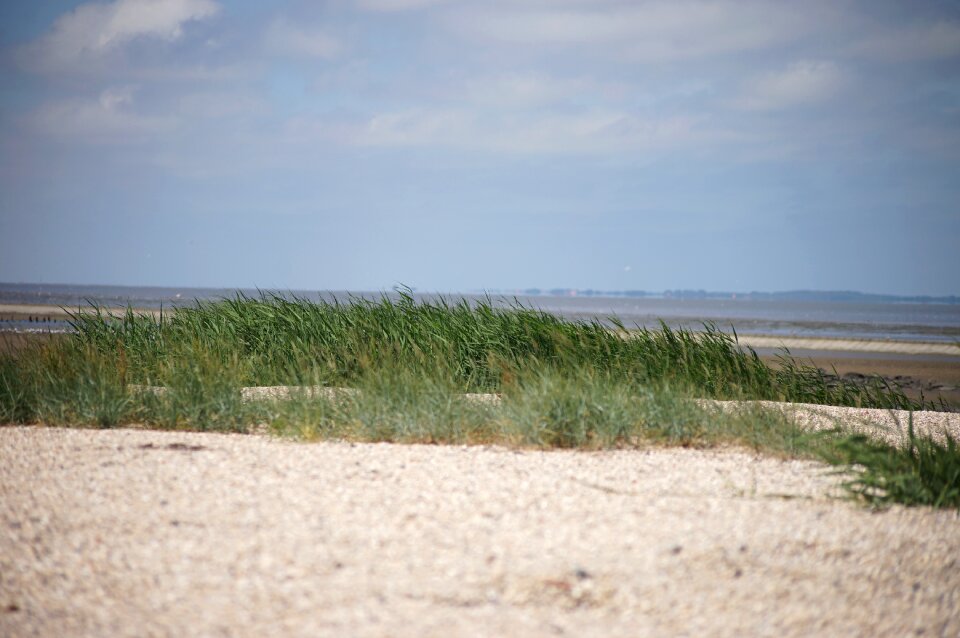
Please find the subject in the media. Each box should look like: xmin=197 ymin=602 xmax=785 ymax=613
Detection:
xmin=2 ymin=283 xmax=959 ymax=343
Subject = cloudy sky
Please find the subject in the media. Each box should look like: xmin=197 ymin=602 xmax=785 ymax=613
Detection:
xmin=1 ymin=0 xmax=958 ymax=295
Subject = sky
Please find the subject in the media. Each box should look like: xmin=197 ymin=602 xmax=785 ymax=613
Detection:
xmin=0 ymin=0 xmax=958 ymax=296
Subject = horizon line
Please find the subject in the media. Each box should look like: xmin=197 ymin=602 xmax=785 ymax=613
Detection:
xmin=1 ymin=281 xmax=958 ymax=302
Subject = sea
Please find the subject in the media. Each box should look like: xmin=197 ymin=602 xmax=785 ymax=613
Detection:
xmin=2 ymin=282 xmax=959 ymax=344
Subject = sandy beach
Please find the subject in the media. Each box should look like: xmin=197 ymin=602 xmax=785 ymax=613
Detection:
xmin=2 ymin=425 xmax=958 ymax=637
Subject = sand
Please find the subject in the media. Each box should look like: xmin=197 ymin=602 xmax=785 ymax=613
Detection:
xmin=737 ymin=335 xmax=959 ymax=357
xmin=707 ymin=400 xmax=960 ymax=447
xmin=2 ymin=425 xmax=959 ymax=637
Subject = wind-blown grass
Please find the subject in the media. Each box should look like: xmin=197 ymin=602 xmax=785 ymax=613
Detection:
xmin=0 ymin=291 xmax=937 ymax=428
xmin=3 ymin=291 xmax=957 ymax=509
xmin=821 ymin=417 xmax=960 ymax=509
xmin=56 ymin=290 xmax=924 ymax=409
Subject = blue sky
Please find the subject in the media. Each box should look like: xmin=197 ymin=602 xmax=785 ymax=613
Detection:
xmin=1 ymin=0 xmax=958 ymax=295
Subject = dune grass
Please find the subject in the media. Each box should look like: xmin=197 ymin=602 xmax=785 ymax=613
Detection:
xmin=1 ymin=292 xmax=957 ymax=509
xmin=50 ymin=290 xmax=926 ymax=408
xmin=822 ymin=417 xmax=960 ymax=509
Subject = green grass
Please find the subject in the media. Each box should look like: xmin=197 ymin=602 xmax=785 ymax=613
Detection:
xmin=1 ymin=292 xmax=957 ymax=509
xmin=261 ymin=364 xmax=820 ymax=454
xmin=821 ymin=417 xmax=960 ymax=509
xmin=54 ymin=291 xmax=927 ymax=408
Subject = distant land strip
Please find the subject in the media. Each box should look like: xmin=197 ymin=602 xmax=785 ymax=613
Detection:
xmin=734 ymin=335 xmax=960 ymax=356
xmin=1 ymin=282 xmax=959 ymax=305
xmin=0 ymin=304 xmax=163 ymax=321
xmin=487 ymin=288 xmax=960 ymax=304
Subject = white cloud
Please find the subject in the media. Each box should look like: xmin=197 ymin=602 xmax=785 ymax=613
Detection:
xmin=99 ymin=85 xmax=138 ymax=111
xmin=851 ymin=21 xmax=960 ymax=61
xmin=263 ymin=18 xmax=341 ymax=59
xmin=176 ymin=92 xmax=268 ymax=119
xmin=277 ymin=106 xmax=717 ymax=155
xmin=355 ymin=0 xmax=451 ymax=11
xmin=22 ymin=0 xmax=219 ymax=72
xmin=30 ymin=87 xmax=177 ymax=143
xmin=360 ymin=108 xmax=472 ymax=146
xmin=733 ymin=61 xmax=845 ymax=111
xmin=456 ymin=73 xmax=594 ymax=108
xmin=350 ymin=107 xmax=717 ymax=154
xmin=446 ymin=1 xmax=825 ymax=61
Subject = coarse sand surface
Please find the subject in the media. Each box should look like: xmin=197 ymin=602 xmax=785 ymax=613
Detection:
xmin=2 ymin=426 xmax=958 ymax=637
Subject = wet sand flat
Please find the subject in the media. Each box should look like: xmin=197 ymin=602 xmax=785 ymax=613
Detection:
xmin=2 ymin=426 xmax=959 ymax=637
xmin=0 ymin=304 xmax=163 ymax=322
xmin=759 ymin=353 xmax=960 ymax=407
xmin=738 ymin=335 xmax=959 ymax=357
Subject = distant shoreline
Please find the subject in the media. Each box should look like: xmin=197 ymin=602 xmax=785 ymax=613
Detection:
xmin=3 ymin=281 xmax=959 ymax=305
xmin=486 ymin=288 xmax=960 ymax=305
xmin=0 ymin=303 xmax=163 ymax=321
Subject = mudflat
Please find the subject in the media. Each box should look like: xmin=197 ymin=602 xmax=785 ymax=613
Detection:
xmin=2 ymin=426 xmax=958 ymax=637
xmin=0 ymin=304 xmax=163 ymax=321
xmin=759 ymin=353 xmax=960 ymax=407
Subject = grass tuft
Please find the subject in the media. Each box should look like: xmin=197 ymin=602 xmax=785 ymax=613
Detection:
xmin=821 ymin=415 xmax=960 ymax=509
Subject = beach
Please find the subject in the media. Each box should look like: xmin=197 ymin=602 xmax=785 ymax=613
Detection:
xmin=5 ymin=0 xmax=960 ymax=632
xmin=2 ymin=425 xmax=958 ymax=637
